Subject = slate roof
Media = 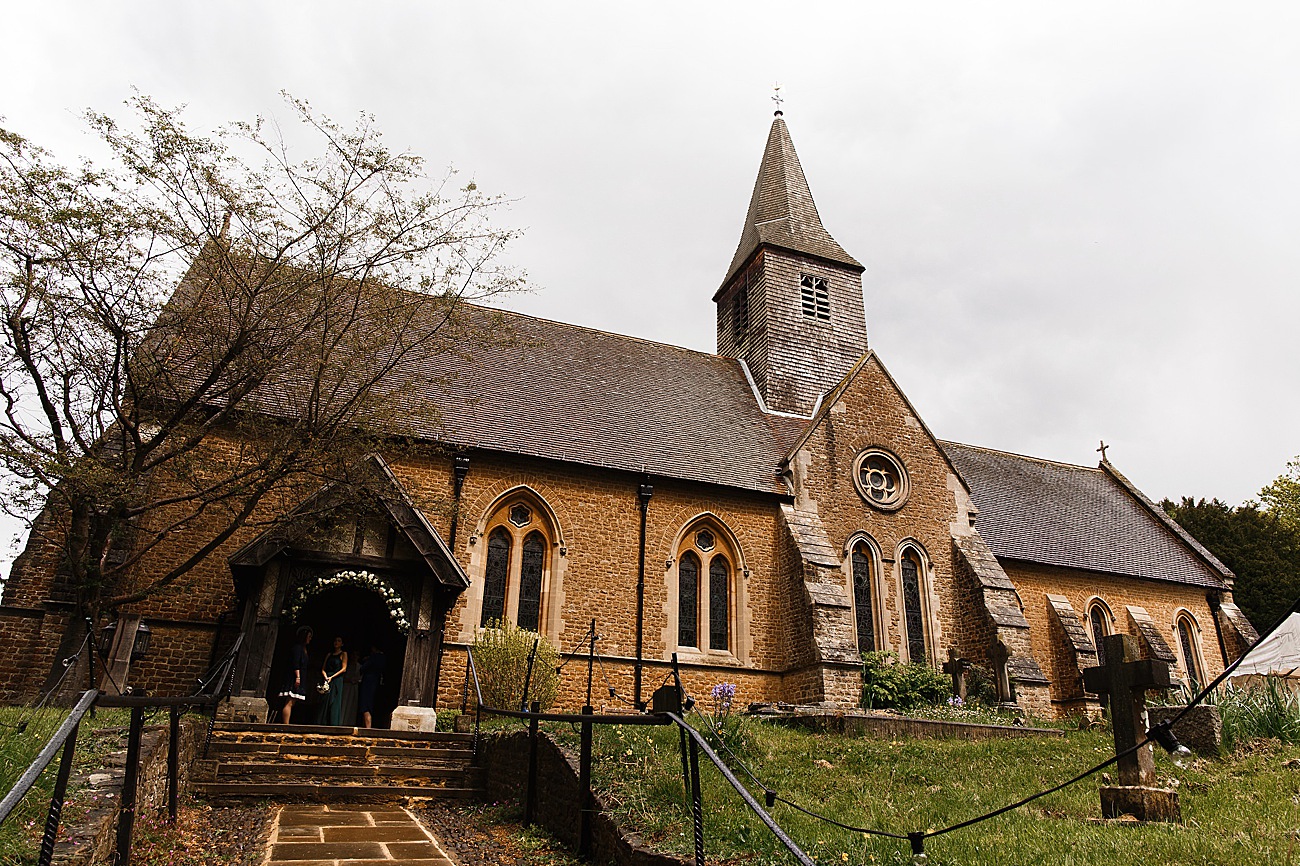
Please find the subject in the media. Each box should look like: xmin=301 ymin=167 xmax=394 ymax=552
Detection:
xmin=721 ymin=115 xmax=863 ymax=289
xmin=941 ymin=441 xmax=1232 ymax=589
xmin=404 ymin=305 xmax=797 ymax=494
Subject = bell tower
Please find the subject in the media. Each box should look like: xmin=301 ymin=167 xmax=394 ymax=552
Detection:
xmin=715 ymin=112 xmax=867 ymax=416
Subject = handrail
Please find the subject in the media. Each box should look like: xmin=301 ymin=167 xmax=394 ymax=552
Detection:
xmin=0 ymin=689 xmax=98 ymax=825
xmin=667 ymin=711 xmax=815 ymax=866
xmin=193 ymin=632 xmax=244 ymax=697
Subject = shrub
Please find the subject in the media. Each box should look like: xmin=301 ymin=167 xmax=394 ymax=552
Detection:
xmin=1210 ymin=678 xmax=1300 ymax=750
xmin=471 ymin=620 xmax=561 ymax=711
xmin=860 ymin=651 xmax=950 ymax=711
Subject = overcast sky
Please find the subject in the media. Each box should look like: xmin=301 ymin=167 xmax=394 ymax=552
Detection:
xmin=3 ymin=1 xmax=1298 ymax=572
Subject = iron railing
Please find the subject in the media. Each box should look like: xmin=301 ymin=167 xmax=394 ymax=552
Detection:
xmin=0 ymin=632 xmax=245 ymax=866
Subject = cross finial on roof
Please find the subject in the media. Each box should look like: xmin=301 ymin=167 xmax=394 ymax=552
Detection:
xmin=1097 ymin=440 xmax=1110 ymax=462
xmin=772 ymin=82 xmax=783 ymax=116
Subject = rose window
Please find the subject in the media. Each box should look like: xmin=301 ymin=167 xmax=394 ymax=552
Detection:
xmin=854 ymin=450 xmax=909 ymax=510
xmin=695 ymin=529 xmax=716 ymax=552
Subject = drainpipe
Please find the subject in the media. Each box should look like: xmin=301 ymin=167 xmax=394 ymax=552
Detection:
xmin=448 ymin=455 xmax=471 ymax=547
xmin=634 ymin=475 xmax=654 ymax=709
xmin=1207 ymin=591 xmax=1231 ymax=668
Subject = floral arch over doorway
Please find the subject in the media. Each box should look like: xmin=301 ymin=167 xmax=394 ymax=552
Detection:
xmin=286 ymin=569 xmax=411 ymax=633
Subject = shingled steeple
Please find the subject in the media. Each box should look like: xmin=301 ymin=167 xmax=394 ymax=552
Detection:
xmin=716 ymin=113 xmax=868 ymax=416
xmin=722 ymin=115 xmax=862 ymax=286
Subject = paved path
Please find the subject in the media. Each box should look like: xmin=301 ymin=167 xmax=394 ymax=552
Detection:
xmin=266 ymin=804 xmax=456 ymax=865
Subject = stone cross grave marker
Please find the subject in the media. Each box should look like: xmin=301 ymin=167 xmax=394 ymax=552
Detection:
xmin=1081 ymin=633 xmax=1180 ymax=822
xmin=942 ymin=649 xmax=970 ymax=702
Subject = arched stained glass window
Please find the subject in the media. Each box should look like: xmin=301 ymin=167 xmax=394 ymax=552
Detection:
xmin=1089 ymin=604 xmax=1111 ymax=666
xmin=476 ymin=494 xmax=557 ymax=635
xmin=709 ymin=556 xmax=730 ymax=650
xmin=901 ymin=552 xmax=926 ymax=663
xmin=851 ymin=545 xmax=876 ymax=653
xmin=678 ymin=552 xmax=700 ymax=648
xmin=1177 ymin=617 xmax=1203 ymax=692
xmin=481 ymin=527 xmax=511 ymax=627
xmin=517 ymin=531 xmax=546 ymax=631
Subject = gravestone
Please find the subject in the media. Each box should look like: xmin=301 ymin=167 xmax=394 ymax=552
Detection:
xmin=1082 ymin=634 xmax=1180 ymax=822
xmin=942 ymin=649 xmax=970 ymax=702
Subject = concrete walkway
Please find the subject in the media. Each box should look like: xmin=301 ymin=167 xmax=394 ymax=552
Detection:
xmin=266 ymin=804 xmax=455 ymax=865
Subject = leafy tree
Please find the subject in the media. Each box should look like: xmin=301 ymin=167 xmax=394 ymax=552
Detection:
xmin=0 ymin=95 xmax=522 ymax=635
xmin=1260 ymin=456 xmax=1300 ymax=533
xmin=1161 ymin=497 xmax=1300 ymax=631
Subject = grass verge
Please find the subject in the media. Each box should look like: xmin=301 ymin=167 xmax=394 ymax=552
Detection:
xmin=561 ymin=714 xmax=1300 ymax=865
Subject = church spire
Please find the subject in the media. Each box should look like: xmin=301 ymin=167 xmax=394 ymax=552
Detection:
xmin=721 ymin=114 xmax=862 ymax=288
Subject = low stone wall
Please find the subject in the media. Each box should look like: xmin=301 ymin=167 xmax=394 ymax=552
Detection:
xmin=1147 ymin=705 xmax=1222 ymax=756
xmin=759 ymin=709 xmax=1065 ymax=739
xmin=480 ymin=731 xmax=687 ymax=866
xmin=53 ymin=715 xmax=206 ymax=866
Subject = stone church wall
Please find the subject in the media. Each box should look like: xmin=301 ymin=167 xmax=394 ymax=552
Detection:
xmin=789 ymin=355 xmax=969 ymax=666
xmin=1005 ymin=561 xmax=1228 ymax=715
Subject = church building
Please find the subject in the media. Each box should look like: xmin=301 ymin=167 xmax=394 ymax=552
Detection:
xmin=0 ymin=112 xmax=1258 ymax=721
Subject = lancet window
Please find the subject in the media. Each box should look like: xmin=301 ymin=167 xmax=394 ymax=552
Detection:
xmin=477 ymin=495 xmax=555 ymax=633
xmin=675 ymin=521 xmax=737 ymax=653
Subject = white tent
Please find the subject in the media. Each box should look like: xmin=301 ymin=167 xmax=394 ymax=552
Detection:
xmin=1233 ymin=612 xmax=1300 ymax=678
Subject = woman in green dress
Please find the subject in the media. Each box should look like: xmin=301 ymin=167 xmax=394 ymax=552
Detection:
xmin=316 ymin=636 xmax=348 ymax=726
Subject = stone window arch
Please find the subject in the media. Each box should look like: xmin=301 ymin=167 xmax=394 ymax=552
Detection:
xmin=1174 ymin=611 xmax=1206 ymax=692
xmin=473 ymin=491 xmax=559 ymax=635
xmin=1087 ymin=598 xmax=1114 ymax=665
xmin=896 ymin=541 xmax=935 ymax=664
xmin=844 ymin=534 xmax=885 ymax=655
xmin=670 ymin=518 xmax=742 ymax=657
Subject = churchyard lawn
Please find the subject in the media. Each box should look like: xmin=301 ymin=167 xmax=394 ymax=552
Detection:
xmin=582 ymin=717 xmax=1300 ymax=865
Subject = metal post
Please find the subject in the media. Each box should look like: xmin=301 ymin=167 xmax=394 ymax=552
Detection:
xmin=585 ymin=620 xmax=596 ymax=709
xmin=578 ymin=704 xmax=594 ymax=858
xmin=85 ymin=617 xmax=96 ymax=694
xmin=634 ymin=477 xmax=653 ymax=709
xmin=524 ymin=700 xmax=540 ymax=827
xmin=673 ymin=653 xmax=690 ymax=800
xmin=36 ymin=722 xmax=80 ymax=866
xmin=117 ymin=706 xmax=144 ymax=866
xmin=521 ymin=638 xmax=539 ymax=712
xmin=688 ymin=735 xmax=705 ymax=866
xmin=678 ymin=724 xmax=691 ymax=803
xmin=461 ymin=654 xmax=470 ymax=712
xmin=167 ymin=708 xmax=180 ymax=823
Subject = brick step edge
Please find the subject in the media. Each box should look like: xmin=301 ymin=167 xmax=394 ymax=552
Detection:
xmin=214 ymin=723 xmax=473 ymax=742
xmin=213 ymin=762 xmax=471 ymax=778
xmin=207 ymin=743 xmax=472 ymax=759
xmin=194 ymin=782 xmax=482 ymax=800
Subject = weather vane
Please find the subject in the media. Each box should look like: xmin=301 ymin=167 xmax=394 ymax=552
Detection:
xmin=1097 ymin=440 xmax=1109 ymax=462
xmin=772 ymin=83 xmax=784 ymax=115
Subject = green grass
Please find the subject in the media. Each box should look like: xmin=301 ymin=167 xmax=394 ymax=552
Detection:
xmin=547 ymin=716 xmax=1300 ymax=865
xmin=0 ymin=705 xmax=132 ymax=865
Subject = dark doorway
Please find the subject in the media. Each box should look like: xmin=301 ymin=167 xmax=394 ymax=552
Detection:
xmin=267 ymin=584 xmax=406 ymax=728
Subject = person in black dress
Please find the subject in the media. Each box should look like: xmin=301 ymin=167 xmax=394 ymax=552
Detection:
xmin=359 ymin=641 xmax=386 ymax=729
xmin=279 ymin=626 xmax=313 ymax=723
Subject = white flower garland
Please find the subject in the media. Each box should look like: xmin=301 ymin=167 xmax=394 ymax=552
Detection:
xmin=286 ymin=569 xmax=411 ymax=633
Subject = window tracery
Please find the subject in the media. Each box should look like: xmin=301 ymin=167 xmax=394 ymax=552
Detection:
xmin=476 ymin=495 xmax=556 ymax=633
xmin=674 ymin=519 xmax=737 ymax=654
xmin=850 ymin=542 xmax=877 ymax=653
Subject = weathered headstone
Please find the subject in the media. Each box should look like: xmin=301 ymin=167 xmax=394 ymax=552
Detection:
xmin=1082 ymin=634 xmax=1180 ymax=822
xmin=942 ymin=649 xmax=970 ymax=702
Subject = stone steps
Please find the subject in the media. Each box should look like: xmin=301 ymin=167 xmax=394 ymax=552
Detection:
xmin=195 ymin=722 xmax=483 ymax=803
xmin=196 ymin=781 xmax=483 ymax=801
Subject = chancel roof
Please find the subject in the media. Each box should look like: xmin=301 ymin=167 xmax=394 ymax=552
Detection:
xmin=721 ymin=115 xmax=862 ymax=288
xmin=941 ymin=441 xmax=1232 ymax=589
